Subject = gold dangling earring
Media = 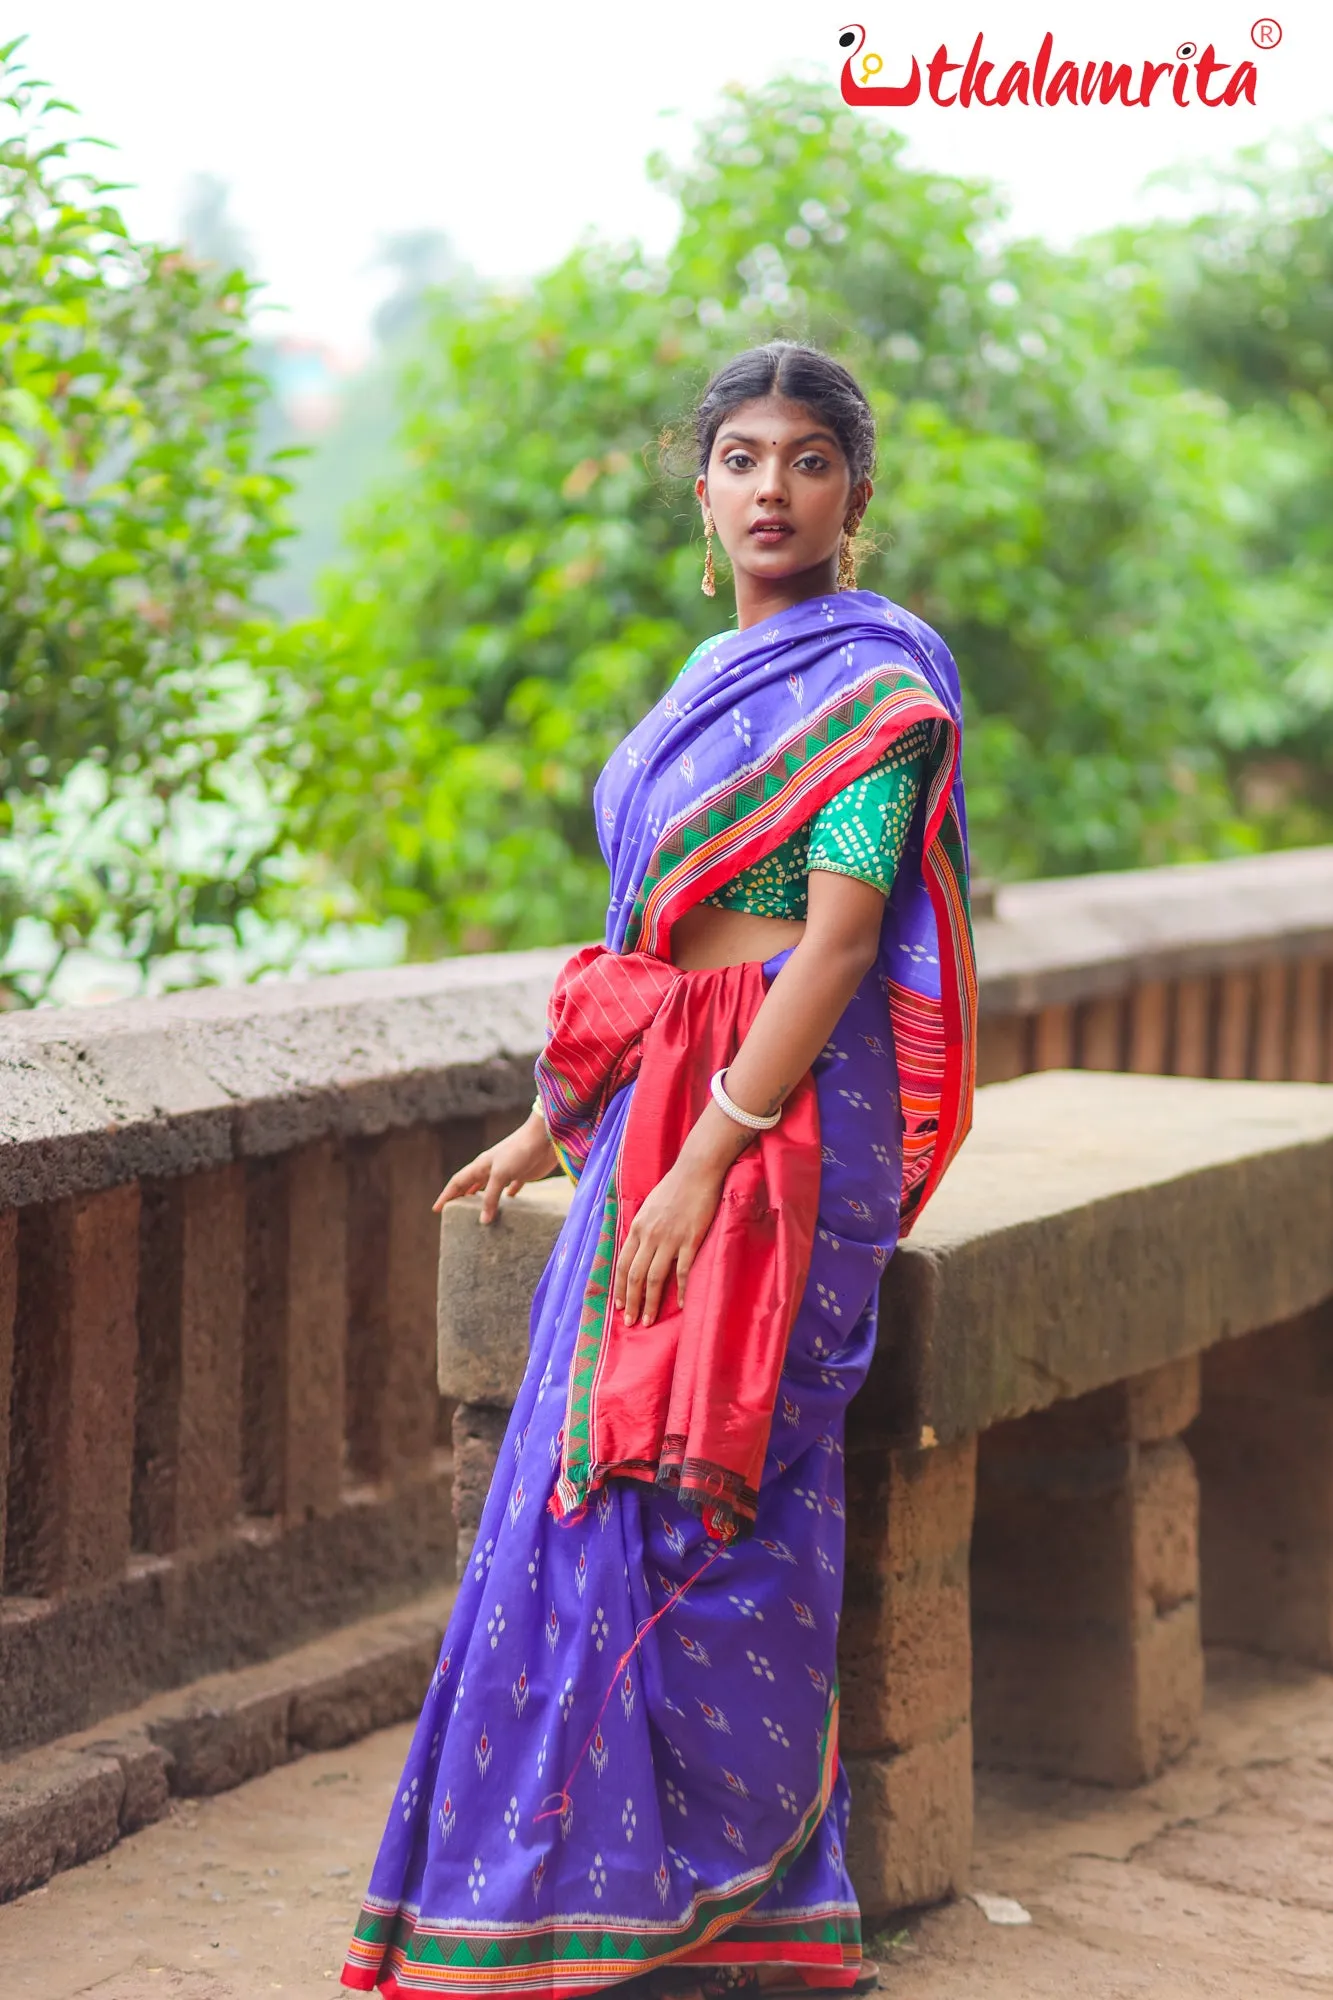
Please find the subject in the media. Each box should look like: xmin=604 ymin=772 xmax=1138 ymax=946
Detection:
xmin=701 ymin=509 xmax=717 ymax=598
xmin=837 ymin=515 xmax=861 ymax=592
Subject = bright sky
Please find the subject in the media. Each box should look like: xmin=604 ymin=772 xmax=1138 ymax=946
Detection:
xmin=17 ymin=0 xmax=1333 ymax=358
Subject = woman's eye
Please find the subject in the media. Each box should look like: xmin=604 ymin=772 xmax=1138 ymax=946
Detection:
xmin=795 ymin=454 xmax=829 ymax=472
xmin=723 ymin=451 xmax=754 ymax=471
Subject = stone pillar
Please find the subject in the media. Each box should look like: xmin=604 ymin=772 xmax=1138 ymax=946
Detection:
xmin=975 ymin=1015 xmax=1025 ymax=1087
xmin=1215 ymin=971 xmax=1255 ymax=1079
xmin=1193 ymin=1304 xmax=1333 ymax=1667
xmin=971 ymin=1356 xmax=1202 ymax=1786
xmin=242 ymin=1140 xmax=347 ymax=1523
xmin=1032 ymin=1003 xmax=1074 ymax=1071
xmin=436 ymin=1181 xmax=571 ymax=1569
xmin=4 ymin=1186 xmax=141 ymax=1594
xmin=133 ymin=1164 xmax=246 ymax=1552
xmin=451 ymin=1403 xmax=512 ymax=1569
xmin=346 ymin=1128 xmax=444 ymax=1485
xmin=1290 ymin=959 xmax=1331 ymax=1083
xmin=1128 ymin=981 xmax=1170 ymax=1075
xmin=1079 ymin=996 xmax=1125 ymax=1072
xmin=0 ymin=1210 xmax=16 ymax=1584
xmin=1172 ymin=978 xmax=1212 ymax=1077
xmin=839 ymin=1438 xmax=976 ymax=1919
xmin=1253 ymin=961 xmax=1291 ymax=1080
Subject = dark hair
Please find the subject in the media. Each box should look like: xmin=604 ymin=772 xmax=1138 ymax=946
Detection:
xmin=692 ymin=342 xmax=876 ymax=487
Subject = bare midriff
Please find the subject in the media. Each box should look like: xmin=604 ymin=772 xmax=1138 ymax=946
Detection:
xmin=668 ymin=902 xmax=805 ymax=971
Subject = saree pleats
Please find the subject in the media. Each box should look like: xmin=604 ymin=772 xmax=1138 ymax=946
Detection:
xmin=341 ymin=962 xmax=903 ymax=1997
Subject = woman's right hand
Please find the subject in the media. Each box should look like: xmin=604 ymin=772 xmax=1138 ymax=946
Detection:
xmin=433 ymin=1112 xmax=559 ymax=1225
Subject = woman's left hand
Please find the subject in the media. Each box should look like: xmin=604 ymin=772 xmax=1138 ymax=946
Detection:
xmin=613 ymin=1157 xmax=726 ymax=1326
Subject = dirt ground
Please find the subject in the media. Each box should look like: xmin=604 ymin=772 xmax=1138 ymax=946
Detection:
xmin=2 ymin=1648 xmax=1330 ymax=2000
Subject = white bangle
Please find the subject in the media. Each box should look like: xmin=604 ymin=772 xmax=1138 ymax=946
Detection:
xmin=531 ymin=1094 xmax=549 ymax=1127
xmin=709 ymin=1068 xmax=782 ymax=1132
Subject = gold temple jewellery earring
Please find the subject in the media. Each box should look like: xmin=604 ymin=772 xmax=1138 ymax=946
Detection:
xmin=837 ymin=514 xmax=862 ymax=591
xmin=701 ymin=508 xmax=717 ymax=597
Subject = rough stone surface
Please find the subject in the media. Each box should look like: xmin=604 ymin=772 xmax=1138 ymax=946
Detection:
xmin=0 ymin=947 xmax=565 ymax=1208
xmin=976 ymin=844 xmax=1333 ymax=1017
xmin=5 ymin=1184 xmax=141 ymax=1593
xmin=973 ymin=1602 xmax=1203 ymax=1790
xmin=840 ymin=1440 xmax=975 ymax=1759
xmin=287 ymin=1628 xmax=444 ymax=1753
xmin=438 ymin=1076 xmax=1333 ymax=1453
xmin=972 ymin=1377 xmax=1203 ymax=1786
xmin=134 ymin=1163 xmax=246 ymax=1553
xmin=451 ymin=1403 xmax=512 ymax=1564
xmin=868 ymin=1070 xmax=1333 ymax=1448
xmin=0 ymin=1207 xmax=15 ymax=1583
xmin=0 ymin=1589 xmax=452 ymax=1904
xmin=0 ymin=1648 xmax=1329 ymax=1998
xmin=437 ymin=1181 xmax=571 ymax=1403
xmin=0 ymin=1748 xmax=125 ymax=1901
xmin=1193 ymin=1304 xmax=1333 ymax=1667
xmin=242 ymin=1142 xmax=347 ymax=1522
xmin=0 ymin=1465 xmax=453 ymax=1759
xmin=844 ymin=1725 xmax=974 ymax=1918
xmin=149 ymin=1691 xmax=291 ymax=1798
xmin=346 ymin=1127 xmax=444 ymax=1481
xmin=81 ymin=1730 xmax=173 ymax=1834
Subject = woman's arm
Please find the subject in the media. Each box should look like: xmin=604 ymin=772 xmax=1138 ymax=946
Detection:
xmin=613 ymin=869 xmax=887 ymax=1325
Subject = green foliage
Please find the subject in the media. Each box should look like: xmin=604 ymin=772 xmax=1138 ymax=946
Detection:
xmin=1092 ymin=142 xmax=1333 ymax=833
xmin=5 ymin=54 xmax=1330 ymax=988
xmin=294 ymin=81 xmax=1333 ymax=951
xmin=0 ymin=45 xmax=359 ymax=1004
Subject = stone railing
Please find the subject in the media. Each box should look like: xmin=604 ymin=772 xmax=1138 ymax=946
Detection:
xmin=975 ymin=845 xmax=1333 ymax=1084
xmin=1 ymin=845 xmax=1330 ymax=1778
xmin=438 ymin=1068 xmax=1333 ymax=1920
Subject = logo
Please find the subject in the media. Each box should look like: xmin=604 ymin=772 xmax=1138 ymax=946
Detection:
xmin=838 ymin=22 xmax=1275 ymax=109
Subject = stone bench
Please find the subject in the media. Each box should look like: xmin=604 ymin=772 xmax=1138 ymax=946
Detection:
xmin=437 ymin=1068 xmax=1333 ymax=1923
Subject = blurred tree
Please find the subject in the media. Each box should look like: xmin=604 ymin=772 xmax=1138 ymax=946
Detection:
xmin=1091 ymin=138 xmax=1333 ymax=838
xmin=291 ymin=79 xmax=1329 ymax=952
xmin=0 ymin=44 xmax=345 ymax=1003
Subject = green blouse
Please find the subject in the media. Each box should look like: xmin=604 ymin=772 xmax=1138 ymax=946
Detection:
xmin=702 ymin=721 xmax=930 ymax=920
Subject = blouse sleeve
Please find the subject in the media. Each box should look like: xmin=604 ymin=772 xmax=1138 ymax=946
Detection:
xmin=806 ymin=720 xmax=930 ymax=896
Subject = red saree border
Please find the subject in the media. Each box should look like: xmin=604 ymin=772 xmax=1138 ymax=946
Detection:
xmin=341 ymin=1697 xmax=844 ymax=1996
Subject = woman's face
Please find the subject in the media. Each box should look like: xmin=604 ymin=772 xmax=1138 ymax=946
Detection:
xmin=695 ymin=393 xmax=869 ymax=589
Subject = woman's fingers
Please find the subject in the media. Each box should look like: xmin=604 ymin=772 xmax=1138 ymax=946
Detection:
xmin=639 ymin=1241 xmax=678 ymax=1327
xmin=613 ymin=1226 xmax=639 ymax=1315
xmin=433 ymin=1153 xmax=490 ymax=1212
xmin=615 ymin=1227 xmax=700 ymax=1324
xmin=478 ymin=1160 xmax=509 ymax=1226
xmin=615 ymin=1225 xmax=655 ymax=1322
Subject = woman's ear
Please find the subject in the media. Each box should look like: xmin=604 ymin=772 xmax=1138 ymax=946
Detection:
xmin=694 ymin=473 xmax=708 ymax=510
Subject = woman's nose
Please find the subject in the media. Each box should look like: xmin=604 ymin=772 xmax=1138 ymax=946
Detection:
xmin=755 ymin=461 xmax=789 ymax=504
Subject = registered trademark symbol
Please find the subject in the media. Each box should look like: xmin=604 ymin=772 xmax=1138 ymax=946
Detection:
xmin=1251 ymin=16 xmax=1282 ymax=46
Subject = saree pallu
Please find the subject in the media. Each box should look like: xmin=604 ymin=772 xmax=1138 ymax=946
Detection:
xmin=536 ymin=944 xmax=821 ymax=1542
xmin=343 ymin=591 xmax=976 ymax=1999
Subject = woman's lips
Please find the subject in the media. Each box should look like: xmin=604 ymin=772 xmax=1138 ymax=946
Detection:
xmin=749 ymin=522 xmax=794 ymax=541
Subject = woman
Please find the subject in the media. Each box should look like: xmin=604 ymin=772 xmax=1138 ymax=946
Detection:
xmin=342 ymin=343 xmax=976 ymax=2000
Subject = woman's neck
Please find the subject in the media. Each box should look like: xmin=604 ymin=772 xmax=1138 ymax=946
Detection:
xmin=733 ymin=557 xmax=840 ymax=630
